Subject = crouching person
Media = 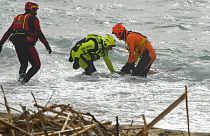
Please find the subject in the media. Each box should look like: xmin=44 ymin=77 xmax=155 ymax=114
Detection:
xmin=69 ymin=34 xmax=116 ymax=75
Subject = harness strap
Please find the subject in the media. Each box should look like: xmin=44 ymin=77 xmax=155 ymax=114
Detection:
xmin=127 ymin=31 xmax=149 ymax=62
xmin=18 ymin=15 xmax=21 ymax=20
xmin=135 ymin=36 xmax=149 ymax=62
xmin=22 ymin=14 xmax=29 ymax=29
xmin=139 ymin=37 xmax=148 ymax=56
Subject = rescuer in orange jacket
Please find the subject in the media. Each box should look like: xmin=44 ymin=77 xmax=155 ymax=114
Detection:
xmin=112 ymin=23 xmax=156 ymax=77
xmin=0 ymin=2 xmax=52 ymax=84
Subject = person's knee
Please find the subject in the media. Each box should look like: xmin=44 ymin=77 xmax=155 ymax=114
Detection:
xmin=132 ymin=69 xmax=148 ymax=77
xmin=33 ymin=64 xmax=41 ymax=71
xmin=37 ymin=64 xmax=41 ymax=70
xmin=21 ymin=62 xmax=28 ymax=67
xmin=84 ymin=63 xmax=96 ymax=75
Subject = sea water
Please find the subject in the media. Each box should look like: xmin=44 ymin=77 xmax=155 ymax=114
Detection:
xmin=0 ymin=0 xmax=210 ymax=133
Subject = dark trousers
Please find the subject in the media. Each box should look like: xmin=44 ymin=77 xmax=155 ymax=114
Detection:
xmin=85 ymin=61 xmax=96 ymax=75
xmin=79 ymin=55 xmax=97 ymax=75
xmin=15 ymin=45 xmax=41 ymax=82
xmin=132 ymin=50 xmax=151 ymax=77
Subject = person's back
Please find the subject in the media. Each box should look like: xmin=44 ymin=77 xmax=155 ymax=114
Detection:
xmin=126 ymin=32 xmax=156 ymax=65
xmin=9 ymin=13 xmax=38 ymax=46
xmin=0 ymin=2 xmax=52 ymax=84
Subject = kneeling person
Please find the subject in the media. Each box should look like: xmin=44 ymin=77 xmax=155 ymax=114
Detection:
xmin=69 ymin=34 xmax=116 ymax=75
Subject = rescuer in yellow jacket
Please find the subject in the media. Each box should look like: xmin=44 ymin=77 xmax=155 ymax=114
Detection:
xmin=69 ymin=34 xmax=116 ymax=75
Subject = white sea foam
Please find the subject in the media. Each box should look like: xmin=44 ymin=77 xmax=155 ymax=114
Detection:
xmin=0 ymin=0 xmax=210 ymax=133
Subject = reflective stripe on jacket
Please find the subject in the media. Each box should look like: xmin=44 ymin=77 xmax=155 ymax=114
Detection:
xmin=75 ymin=34 xmax=103 ymax=59
xmin=12 ymin=14 xmax=37 ymax=38
xmin=74 ymin=34 xmax=115 ymax=72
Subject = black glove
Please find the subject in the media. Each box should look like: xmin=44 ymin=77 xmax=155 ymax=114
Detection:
xmin=0 ymin=45 xmax=2 ymax=53
xmin=45 ymin=44 xmax=52 ymax=54
xmin=120 ymin=62 xmax=135 ymax=74
xmin=73 ymin=57 xmax=80 ymax=69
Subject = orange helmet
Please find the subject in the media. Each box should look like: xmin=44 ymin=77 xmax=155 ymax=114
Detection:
xmin=25 ymin=2 xmax=39 ymax=11
xmin=112 ymin=23 xmax=125 ymax=40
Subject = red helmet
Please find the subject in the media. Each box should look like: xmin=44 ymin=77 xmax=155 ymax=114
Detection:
xmin=25 ymin=2 xmax=39 ymax=11
xmin=112 ymin=23 xmax=125 ymax=40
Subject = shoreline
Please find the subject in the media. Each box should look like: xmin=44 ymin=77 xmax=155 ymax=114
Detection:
xmin=0 ymin=113 xmax=209 ymax=136
xmin=147 ymin=128 xmax=210 ymax=136
xmin=119 ymin=124 xmax=210 ymax=136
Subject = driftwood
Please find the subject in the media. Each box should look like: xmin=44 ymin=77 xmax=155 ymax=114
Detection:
xmin=136 ymin=86 xmax=190 ymax=136
xmin=0 ymin=86 xmax=191 ymax=136
xmin=142 ymin=114 xmax=148 ymax=136
xmin=0 ymin=118 xmax=30 ymax=135
xmin=1 ymin=85 xmax=15 ymax=136
xmin=0 ymin=92 xmax=115 ymax=136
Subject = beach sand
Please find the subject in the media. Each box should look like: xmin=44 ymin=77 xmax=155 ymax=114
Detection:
xmin=147 ymin=128 xmax=209 ymax=136
xmin=119 ymin=125 xmax=210 ymax=136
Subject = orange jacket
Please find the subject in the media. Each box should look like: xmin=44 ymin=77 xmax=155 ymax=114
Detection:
xmin=125 ymin=32 xmax=156 ymax=65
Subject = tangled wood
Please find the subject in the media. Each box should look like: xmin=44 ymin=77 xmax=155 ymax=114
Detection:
xmin=0 ymin=103 xmax=119 ymax=135
xmin=0 ymin=85 xmax=190 ymax=136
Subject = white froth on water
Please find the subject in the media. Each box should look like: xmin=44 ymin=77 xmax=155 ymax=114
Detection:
xmin=0 ymin=0 xmax=210 ymax=133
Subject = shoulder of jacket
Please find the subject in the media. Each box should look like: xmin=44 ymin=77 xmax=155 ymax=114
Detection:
xmin=30 ymin=15 xmax=38 ymax=20
xmin=82 ymin=40 xmax=95 ymax=46
xmin=14 ymin=14 xmax=22 ymax=18
xmin=126 ymin=33 xmax=135 ymax=40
